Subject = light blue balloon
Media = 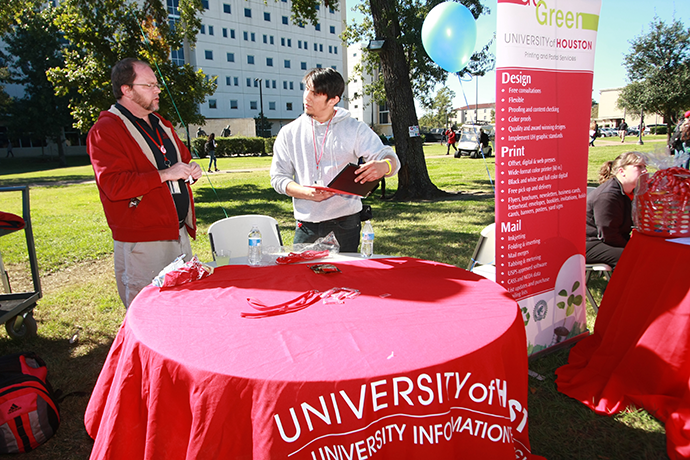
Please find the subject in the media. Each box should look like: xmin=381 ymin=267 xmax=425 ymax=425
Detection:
xmin=422 ymin=2 xmax=478 ymax=73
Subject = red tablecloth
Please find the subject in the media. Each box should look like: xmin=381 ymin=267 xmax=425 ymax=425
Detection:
xmin=85 ymin=257 xmax=543 ymax=459
xmin=556 ymin=231 xmax=690 ymax=460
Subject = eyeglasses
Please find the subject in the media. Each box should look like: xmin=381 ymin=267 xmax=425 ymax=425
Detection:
xmin=131 ymin=83 xmax=162 ymax=90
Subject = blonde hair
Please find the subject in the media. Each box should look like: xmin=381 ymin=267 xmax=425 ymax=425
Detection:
xmin=598 ymin=152 xmax=645 ymax=184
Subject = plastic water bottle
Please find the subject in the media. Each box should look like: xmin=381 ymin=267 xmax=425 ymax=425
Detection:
xmin=361 ymin=220 xmax=374 ymax=258
xmin=248 ymin=226 xmax=262 ymax=266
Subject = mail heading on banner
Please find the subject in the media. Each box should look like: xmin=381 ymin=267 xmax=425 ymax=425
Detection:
xmin=497 ymin=0 xmax=600 ymax=71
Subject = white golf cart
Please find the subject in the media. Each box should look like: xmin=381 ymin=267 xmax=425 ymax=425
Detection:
xmin=455 ymin=125 xmax=493 ymax=159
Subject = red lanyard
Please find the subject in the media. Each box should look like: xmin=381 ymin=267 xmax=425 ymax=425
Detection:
xmin=311 ymin=109 xmax=336 ymax=171
xmin=135 ymin=120 xmax=171 ymax=167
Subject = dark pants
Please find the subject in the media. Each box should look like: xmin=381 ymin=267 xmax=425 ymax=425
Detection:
xmin=294 ymin=213 xmax=361 ymax=252
xmin=586 ymin=241 xmax=624 ymax=268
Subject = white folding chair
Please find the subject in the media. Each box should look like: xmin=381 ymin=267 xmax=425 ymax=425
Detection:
xmin=208 ymin=215 xmax=283 ymax=260
xmin=467 ymin=223 xmax=496 ymax=281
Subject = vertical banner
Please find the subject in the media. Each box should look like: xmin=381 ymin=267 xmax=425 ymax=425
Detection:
xmin=495 ymin=0 xmax=602 ymax=355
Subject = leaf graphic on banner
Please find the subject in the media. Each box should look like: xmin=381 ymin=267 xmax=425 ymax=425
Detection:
xmin=573 ymin=295 xmax=583 ymax=306
xmin=572 ymin=281 xmax=580 ymax=292
xmin=566 ymin=303 xmax=575 ymax=316
xmin=521 ymin=306 xmax=530 ymax=326
xmin=557 ymin=301 xmax=565 ymax=309
xmin=558 ymin=289 xmax=568 ymax=297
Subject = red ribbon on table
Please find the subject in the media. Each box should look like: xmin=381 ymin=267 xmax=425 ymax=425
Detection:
xmin=241 ymin=288 xmax=360 ymax=318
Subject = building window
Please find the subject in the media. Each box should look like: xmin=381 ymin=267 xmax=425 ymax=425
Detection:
xmin=263 ymin=34 xmax=267 ymax=44
xmin=250 ymin=101 xmax=258 ymax=110
xmin=246 ymin=78 xmax=251 ymax=87
xmin=315 ymin=4 xmax=320 ymax=10
xmin=329 ymin=7 xmax=335 ymax=13
xmin=283 ymin=81 xmax=287 ymax=90
xmin=266 ymin=57 xmax=273 ymax=66
xmin=313 ymin=43 xmax=317 ymax=51
xmin=230 ymin=100 xmax=238 ymax=109
xmin=319 ymin=44 xmax=323 ymax=52
xmin=282 ymin=16 xmax=288 ymax=25
xmin=300 ymin=82 xmax=304 ymax=91
xmin=281 ymin=37 xmax=285 ymax=46
xmin=230 ymin=29 xmax=235 ymax=39
xmin=334 ymin=47 xmax=337 ymax=55
xmin=289 ymin=81 xmax=294 ymax=90
xmin=254 ymin=79 xmax=259 ymax=87
xmin=304 ymin=41 xmax=308 ymax=49
xmin=200 ymin=24 xmax=205 ymax=34
xmin=247 ymin=55 xmax=255 ymax=64
xmin=315 ymin=23 xmax=320 ymax=31
xmin=225 ymin=76 xmax=231 ymax=85
xmin=222 ymin=28 xmax=227 ymax=38
xmin=287 ymin=38 xmax=292 ymax=47
xmin=328 ymin=45 xmax=332 ymax=53
xmin=379 ymin=102 xmax=389 ymax=124
xmin=270 ymin=36 xmax=274 ymax=45
xmin=201 ymin=0 xmax=209 ymax=8
xmin=316 ymin=63 xmax=322 ymax=68
xmin=284 ymin=60 xmax=291 ymax=68
xmin=209 ymin=99 xmax=216 ymax=109
xmin=167 ymin=0 xmax=180 ymax=15
xmin=269 ymin=101 xmax=276 ymax=110
xmin=223 ymin=3 xmax=231 ymax=14
xmin=171 ymin=48 xmax=184 ymax=66
xmin=330 ymin=26 xmax=335 ymax=34
xmin=286 ymin=102 xmax=293 ymax=111
xmin=272 ymin=80 xmax=276 ymax=89
xmin=251 ymin=32 xmax=255 ymax=41
xmin=208 ymin=25 xmax=214 ymax=35
xmin=301 ymin=61 xmax=307 ymax=70
xmin=243 ymin=31 xmax=248 ymax=41
xmin=331 ymin=65 xmax=337 ymax=70
xmin=265 ymin=80 xmax=270 ymax=88
xmin=204 ymin=50 xmax=213 ymax=60
xmin=234 ymin=77 xmax=239 ymax=86
xmin=298 ymin=21 xmax=305 ymax=28
xmin=227 ymin=53 xmax=234 ymax=62
xmin=244 ymin=8 xmax=251 ymax=17
xmin=264 ymin=12 xmax=270 ymax=21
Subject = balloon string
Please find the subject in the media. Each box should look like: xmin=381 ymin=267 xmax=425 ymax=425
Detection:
xmin=457 ymin=73 xmax=495 ymax=194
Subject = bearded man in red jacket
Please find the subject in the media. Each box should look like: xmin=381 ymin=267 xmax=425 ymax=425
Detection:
xmin=87 ymin=58 xmax=202 ymax=307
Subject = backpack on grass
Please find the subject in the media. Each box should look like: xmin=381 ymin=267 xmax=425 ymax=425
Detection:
xmin=0 ymin=352 xmax=60 ymax=453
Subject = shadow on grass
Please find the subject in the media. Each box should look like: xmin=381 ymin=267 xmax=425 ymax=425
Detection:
xmin=0 ymin=334 xmax=113 ymax=460
xmin=528 ymin=348 xmax=669 ymax=460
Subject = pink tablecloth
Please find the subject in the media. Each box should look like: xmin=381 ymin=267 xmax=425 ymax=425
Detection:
xmin=556 ymin=232 xmax=690 ymax=459
xmin=85 ymin=257 xmax=543 ymax=459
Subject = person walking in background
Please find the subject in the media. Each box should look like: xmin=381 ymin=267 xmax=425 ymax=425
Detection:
xmin=618 ymin=119 xmax=628 ymax=143
xmin=206 ymin=133 xmax=219 ymax=172
xmin=670 ymin=111 xmax=690 ymax=169
xmin=446 ymin=128 xmax=457 ymax=155
xmin=87 ymin=58 xmax=202 ymax=308
xmin=270 ymin=68 xmax=399 ymax=252
xmin=589 ymin=121 xmax=598 ymax=147
xmin=586 ymin=152 xmax=647 ymax=268
xmin=5 ymin=140 xmax=13 ymax=158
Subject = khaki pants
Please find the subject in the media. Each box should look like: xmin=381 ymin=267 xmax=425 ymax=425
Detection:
xmin=114 ymin=227 xmax=192 ymax=308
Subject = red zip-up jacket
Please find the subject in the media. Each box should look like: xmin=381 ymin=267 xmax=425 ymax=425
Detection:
xmin=87 ymin=106 xmax=197 ymax=243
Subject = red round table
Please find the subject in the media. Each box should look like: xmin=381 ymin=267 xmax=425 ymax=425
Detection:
xmin=556 ymin=231 xmax=690 ymax=460
xmin=85 ymin=257 xmax=543 ymax=459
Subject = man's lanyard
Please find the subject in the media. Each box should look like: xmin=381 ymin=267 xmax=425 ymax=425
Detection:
xmin=311 ymin=109 xmax=336 ymax=181
xmin=134 ymin=119 xmax=171 ymax=167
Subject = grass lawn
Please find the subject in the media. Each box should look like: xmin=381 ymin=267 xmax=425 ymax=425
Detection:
xmin=0 ymin=136 xmax=672 ymax=459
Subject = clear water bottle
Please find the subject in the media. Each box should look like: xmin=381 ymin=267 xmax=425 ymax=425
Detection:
xmin=248 ymin=225 xmax=262 ymax=266
xmin=361 ymin=220 xmax=374 ymax=258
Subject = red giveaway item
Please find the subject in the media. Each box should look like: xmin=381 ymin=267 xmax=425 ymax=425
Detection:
xmin=275 ymin=250 xmax=329 ymax=264
xmin=157 ymin=256 xmax=214 ymax=289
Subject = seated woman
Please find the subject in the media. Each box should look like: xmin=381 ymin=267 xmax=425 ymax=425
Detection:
xmin=586 ymin=152 xmax=647 ymax=268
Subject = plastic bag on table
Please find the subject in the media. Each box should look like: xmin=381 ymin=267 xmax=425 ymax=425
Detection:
xmin=152 ymin=255 xmax=214 ymax=288
xmin=268 ymin=232 xmax=341 ymax=265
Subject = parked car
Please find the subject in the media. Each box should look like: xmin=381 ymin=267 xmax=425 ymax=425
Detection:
xmin=455 ymin=125 xmax=493 ymax=159
xmin=424 ymin=128 xmax=446 ymax=142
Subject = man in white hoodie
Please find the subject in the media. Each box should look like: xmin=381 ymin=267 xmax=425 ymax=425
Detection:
xmin=271 ymin=68 xmax=399 ymax=252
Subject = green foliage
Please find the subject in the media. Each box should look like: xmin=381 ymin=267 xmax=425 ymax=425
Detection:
xmin=619 ymin=17 xmax=690 ymax=127
xmin=46 ymin=0 xmax=215 ymax=132
xmin=1 ymin=5 xmax=73 ymax=159
xmin=420 ymin=87 xmax=456 ymax=128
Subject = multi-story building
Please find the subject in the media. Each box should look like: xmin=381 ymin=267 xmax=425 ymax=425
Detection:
xmin=451 ymin=102 xmax=495 ymax=126
xmin=345 ymin=43 xmax=392 ymax=138
xmin=177 ymin=0 xmax=348 ymax=136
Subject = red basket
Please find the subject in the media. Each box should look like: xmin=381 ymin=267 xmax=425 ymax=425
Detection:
xmin=634 ymin=168 xmax=690 ymax=237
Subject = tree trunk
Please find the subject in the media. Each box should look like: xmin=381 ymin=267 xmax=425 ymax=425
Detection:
xmin=369 ymin=0 xmax=447 ymax=200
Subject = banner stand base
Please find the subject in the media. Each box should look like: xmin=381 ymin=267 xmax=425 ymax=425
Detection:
xmin=528 ymin=331 xmax=590 ymax=362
